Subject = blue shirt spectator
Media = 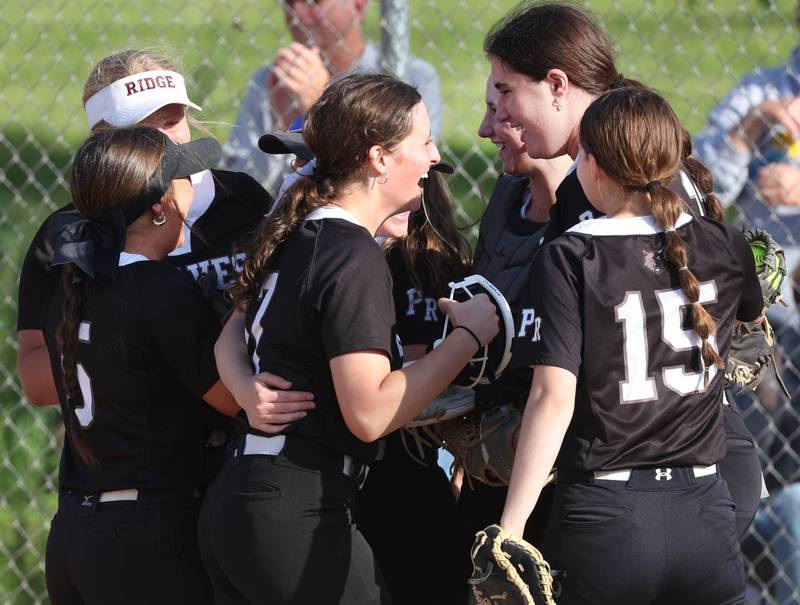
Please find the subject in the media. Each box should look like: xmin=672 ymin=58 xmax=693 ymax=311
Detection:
xmin=695 ymin=45 xmax=800 ymax=323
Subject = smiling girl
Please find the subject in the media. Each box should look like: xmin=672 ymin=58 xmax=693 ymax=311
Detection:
xmin=484 ymin=1 xmax=765 ymax=540
xmin=504 ymin=87 xmax=760 ymax=605
xmin=198 ymin=74 xmax=498 ymax=605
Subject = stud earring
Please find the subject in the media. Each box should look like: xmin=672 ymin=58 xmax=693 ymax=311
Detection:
xmin=152 ymin=214 xmax=167 ymax=226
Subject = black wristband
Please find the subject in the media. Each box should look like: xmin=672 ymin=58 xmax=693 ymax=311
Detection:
xmin=453 ymin=324 xmax=482 ymax=351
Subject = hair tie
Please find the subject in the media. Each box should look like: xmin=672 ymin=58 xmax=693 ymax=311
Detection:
xmin=309 ymin=164 xmax=332 ymax=183
xmin=644 ymin=180 xmax=661 ymax=193
xmin=679 ymin=265 xmax=689 ymax=272
xmin=611 ymin=73 xmax=625 ymax=89
xmin=664 ymin=226 xmax=676 ymax=233
xmin=453 ymin=324 xmax=482 ymax=351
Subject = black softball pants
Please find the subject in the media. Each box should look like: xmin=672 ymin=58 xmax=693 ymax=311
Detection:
xmin=355 ymin=430 xmax=463 ymax=605
xmin=719 ymin=399 xmax=764 ymax=539
xmin=46 ymin=490 xmax=212 ymax=605
xmin=543 ymin=468 xmax=745 ymax=605
xmin=198 ymin=437 xmax=391 ymax=605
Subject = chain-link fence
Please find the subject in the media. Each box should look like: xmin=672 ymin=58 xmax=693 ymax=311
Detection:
xmin=3 ymin=0 xmax=800 ymax=603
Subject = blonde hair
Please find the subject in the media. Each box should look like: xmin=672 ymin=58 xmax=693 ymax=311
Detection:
xmin=82 ymin=49 xmax=177 ymax=105
xmin=82 ymin=50 xmax=209 ymax=135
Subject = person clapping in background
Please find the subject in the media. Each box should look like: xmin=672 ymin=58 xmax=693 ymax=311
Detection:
xmin=223 ymin=0 xmax=442 ymax=196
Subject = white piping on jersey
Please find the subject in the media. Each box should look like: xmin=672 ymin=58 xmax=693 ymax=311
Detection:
xmin=118 ymin=252 xmax=150 ymax=267
xmin=169 ymin=169 xmax=215 ymax=257
xmin=304 ymin=205 xmax=363 ymax=227
xmin=565 ymin=212 xmax=693 ymax=236
xmin=679 ymin=170 xmax=704 ymax=216
xmin=249 ymin=272 xmax=279 ymax=374
xmin=519 ymin=189 xmax=532 ymax=219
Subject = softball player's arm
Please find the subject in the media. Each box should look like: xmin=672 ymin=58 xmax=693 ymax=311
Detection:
xmin=201 ymin=381 xmax=239 ymax=416
xmin=215 ymin=309 xmax=315 ymax=432
xmin=17 ymin=330 xmax=58 ymax=406
xmin=330 ymin=295 xmax=498 ymax=443
xmin=17 ymin=213 xmax=63 ymax=406
xmin=502 ymin=240 xmax=584 ymax=537
xmin=501 ymin=365 xmax=575 ymax=539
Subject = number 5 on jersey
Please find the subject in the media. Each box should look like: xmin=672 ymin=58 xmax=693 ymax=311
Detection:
xmin=616 ymin=281 xmax=718 ymax=404
xmin=71 ymin=321 xmax=95 ymax=428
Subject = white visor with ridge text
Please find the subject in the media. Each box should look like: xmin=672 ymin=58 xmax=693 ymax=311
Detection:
xmin=84 ymin=70 xmax=201 ymax=128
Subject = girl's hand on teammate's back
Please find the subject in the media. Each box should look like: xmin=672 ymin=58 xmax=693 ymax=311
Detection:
xmin=233 ymin=371 xmax=316 ymax=434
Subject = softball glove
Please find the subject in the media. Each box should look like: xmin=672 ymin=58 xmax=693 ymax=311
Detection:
xmin=468 ymin=524 xmax=556 ymax=605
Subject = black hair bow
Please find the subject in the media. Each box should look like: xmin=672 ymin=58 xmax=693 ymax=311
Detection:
xmin=50 ymin=207 xmax=126 ymax=280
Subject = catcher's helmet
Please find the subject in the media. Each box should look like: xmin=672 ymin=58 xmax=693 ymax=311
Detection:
xmin=433 ymin=274 xmax=514 ymax=388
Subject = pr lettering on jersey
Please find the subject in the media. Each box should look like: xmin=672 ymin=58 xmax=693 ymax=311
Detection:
xmin=405 ymin=288 xmax=439 ymax=322
xmin=124 ymin=75 xmax=176 ymax=96
xmin=184 ymin=252 xmax=247 ymax=289
xmin=518 ymin=308 xmax=542 ymax=342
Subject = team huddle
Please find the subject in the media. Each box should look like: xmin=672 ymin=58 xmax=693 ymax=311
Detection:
xmin=17 ymin=2 xmax=784 ymax=605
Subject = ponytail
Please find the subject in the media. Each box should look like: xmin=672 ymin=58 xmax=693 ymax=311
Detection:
xmin=680 ymin=129 xmax=725 ymax=222
xmin=56 ymin=264 xmax=97 ymax=467
xmin=608 ymin=73 xmax=645 ymax=91
xmin=580 ymin=87 xmax=725 ymax=381
xmin=231 ymin=177 xmax=333 ymax=308
xmin=649 ymin=183 xmax=724 ymax=375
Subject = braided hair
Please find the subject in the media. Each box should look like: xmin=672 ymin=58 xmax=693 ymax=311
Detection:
xmin=580 ymin=87 xmax=724 ymax=375
xmin=58 ymin=127 xmax=175 ymax=465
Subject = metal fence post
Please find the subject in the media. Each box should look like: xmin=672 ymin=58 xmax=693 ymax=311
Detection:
xmin=380 ymin=0 xmax=409 ymax=81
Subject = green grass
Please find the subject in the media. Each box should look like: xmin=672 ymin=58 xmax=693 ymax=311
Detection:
xmin=1 ymin=1 xmax=799 ymax=602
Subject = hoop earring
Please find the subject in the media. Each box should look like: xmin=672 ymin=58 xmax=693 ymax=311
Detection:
xmin=377 ymin=173 xmax=389 ymax=185
xmin=553 ymin=98 xmax=564 ymax=111
xmin=152 ymin=214 xmax=167 ymax=226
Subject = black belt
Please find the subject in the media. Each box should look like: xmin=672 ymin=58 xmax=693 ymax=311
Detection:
xmin=234 ymin=434 xmax=369 ymax=486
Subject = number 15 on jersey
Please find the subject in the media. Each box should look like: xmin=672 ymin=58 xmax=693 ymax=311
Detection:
xmin=616 ymin=282 xmax=719 ymax=404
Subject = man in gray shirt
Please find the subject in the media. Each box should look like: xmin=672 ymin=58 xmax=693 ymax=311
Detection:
xmin=223 ymin=0 xmax=442 ymax=197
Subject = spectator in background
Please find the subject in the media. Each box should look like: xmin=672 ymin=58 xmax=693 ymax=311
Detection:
xmin=742 ymin=263 xmax=800 ymax=604
xmin=694 ymin=8 xmax=800 ymax=598
xmin=223 ymin=0 xmax=442 ymax=196
xmin=694 ymin=1 xmax=800 ymax=324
